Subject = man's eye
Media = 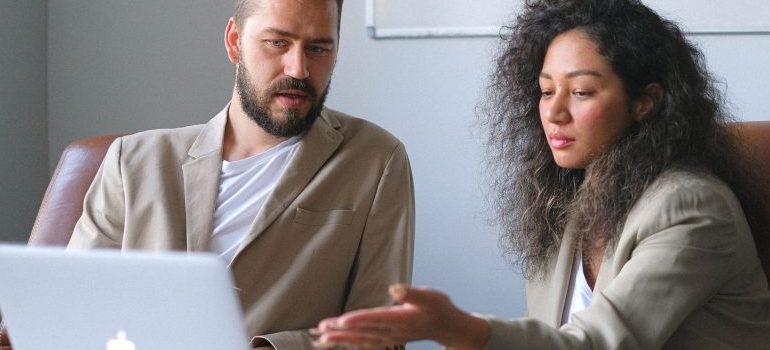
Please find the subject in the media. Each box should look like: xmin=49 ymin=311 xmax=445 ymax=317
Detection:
xmin=266 ymin=40 xmax=287 ymax=48
xmin=307 ymin=46 xmax=331 ymax=55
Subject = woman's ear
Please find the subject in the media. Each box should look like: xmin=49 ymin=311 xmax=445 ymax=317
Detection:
xmin=633 ymin=83 xmax=663 ymax=121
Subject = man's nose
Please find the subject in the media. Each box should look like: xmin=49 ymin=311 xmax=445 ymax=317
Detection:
xmin=284 ymin=47 xmax=309 ymax=79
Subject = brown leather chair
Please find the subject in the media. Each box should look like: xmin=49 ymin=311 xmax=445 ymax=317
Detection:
xmin=28 ymin=134 xmax=123 ymax=246
xmin=731 ymin=121 xmax=770 ymax=283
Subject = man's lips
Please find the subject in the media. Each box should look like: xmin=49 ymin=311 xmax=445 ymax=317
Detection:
xmin=548 ymin=133 xmax=575 ymax=149
xmin=275 ymin=89 xmax=310 ymax=108
xmin=277 ymin=89 xmax=309 ymax=97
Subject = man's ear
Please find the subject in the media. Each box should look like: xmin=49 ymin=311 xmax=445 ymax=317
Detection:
xmin=633 ymin=83 xmax=663 ymax=121
xmin=224 ymin=17 xmax=240 ymax=64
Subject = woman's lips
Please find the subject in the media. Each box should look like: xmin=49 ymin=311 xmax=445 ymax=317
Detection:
xmin=549 ymin=133 xmax=575 ymax=149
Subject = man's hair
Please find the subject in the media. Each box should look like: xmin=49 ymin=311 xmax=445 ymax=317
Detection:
xmin=481 ymin=0 xmax=759 ymax=279
xmin=234 ymin=0 xmax=344 ymax=33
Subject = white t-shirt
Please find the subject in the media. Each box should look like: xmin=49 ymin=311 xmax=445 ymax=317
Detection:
xmin=563 ymin=252 xmax=594 ymax=325
xmin=209 ymin=136 xmax=301 ymax=263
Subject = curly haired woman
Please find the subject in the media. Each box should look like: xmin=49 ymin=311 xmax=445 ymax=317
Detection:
xmin=315 ymin=0 xmax=770 ymax=348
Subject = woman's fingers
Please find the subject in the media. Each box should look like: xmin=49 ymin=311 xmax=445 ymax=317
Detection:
xmin=389 ymin=284 xmax=451 ymax=307
xmin=314 ymin=285 xmax=463 ymax=347
xmin=318 ymin=305 xmax=406 ymax=331
xmin=316 ymin=311 xmax=423 ymax=346
xmin=316 ymin=316 xmax=343 ymax=332
xmin=314 ymin=326 xmax=400 ymax=348
xmin=316 ymin=316 xmax=405 ymax=340
xmin=335 ymin=305 xmax=416 ymax=326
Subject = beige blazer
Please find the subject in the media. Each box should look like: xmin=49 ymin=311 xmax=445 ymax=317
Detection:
xmin=484 ymin=169 xmax=770 ymax=349
xmin=69 ymin=106 xmax=415 ymax=349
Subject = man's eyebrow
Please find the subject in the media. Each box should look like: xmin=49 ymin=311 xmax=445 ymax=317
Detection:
xmin=539 ymin=69 xmax=604 ymax=79
xmin=262 ymin=27 xmax=336 ymax=44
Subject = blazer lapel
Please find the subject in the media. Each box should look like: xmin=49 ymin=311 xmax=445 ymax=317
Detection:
xmin=182 ymin=108 xmax=227 ymax=252
xmin=549 ymin=223 xmax=578 ymax=326
xmin=594 ymin=245 xmax=615 ymax=292
xmin=234 ymin=109 xmax=343 ymax=256
xmin=527 ymin=221 xmax=578 ymax=326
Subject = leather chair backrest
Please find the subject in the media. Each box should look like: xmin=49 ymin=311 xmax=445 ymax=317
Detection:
xmin=730 ymin=121 xmax=770 ymax=283
xmin=27 ymin=134 xmax=122 ymax=246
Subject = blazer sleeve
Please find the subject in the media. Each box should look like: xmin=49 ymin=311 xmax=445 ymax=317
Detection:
xmin=68 ymin=138 xmax=126 ymax=249
xmin=255 ymin=142 xmax=415 ymax=350
xmin=482 ymin=177 xmax=746 ymax=349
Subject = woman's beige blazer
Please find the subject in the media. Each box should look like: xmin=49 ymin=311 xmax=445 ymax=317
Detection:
xmin=484 ymin=169 xmax=770 ymax=349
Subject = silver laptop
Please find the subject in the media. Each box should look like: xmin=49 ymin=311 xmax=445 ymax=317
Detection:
xmin=0 ymin=245 xmax=250 ymax=350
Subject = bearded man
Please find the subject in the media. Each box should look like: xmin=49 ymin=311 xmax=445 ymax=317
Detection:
xmin=68 ymin=1 xmax=414 ymax=348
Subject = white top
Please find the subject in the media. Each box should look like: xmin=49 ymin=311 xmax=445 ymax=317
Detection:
xmin=564 ymin=253 xmax=594 ymax=325
xmin=209 ymin=136 xmax=301 ymax=263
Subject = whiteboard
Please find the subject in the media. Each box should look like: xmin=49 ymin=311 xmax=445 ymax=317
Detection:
xmin=366 ymin=0 xmax=770 ymax=39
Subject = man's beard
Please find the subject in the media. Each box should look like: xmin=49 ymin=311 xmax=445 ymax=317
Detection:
xmin=236 ymin=63 xmax=330 ymax=138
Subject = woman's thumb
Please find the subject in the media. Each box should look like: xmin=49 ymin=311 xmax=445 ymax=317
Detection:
xmin=389 ymin=284 xmax=444 ymax=306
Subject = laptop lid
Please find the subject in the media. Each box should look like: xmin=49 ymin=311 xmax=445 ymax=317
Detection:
xmin=0 ymin=245 xmax=250 ymax=350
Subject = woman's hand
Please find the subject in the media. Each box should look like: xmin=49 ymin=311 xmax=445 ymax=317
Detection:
xmin=313 ymin=284 xmax=490 ymax=349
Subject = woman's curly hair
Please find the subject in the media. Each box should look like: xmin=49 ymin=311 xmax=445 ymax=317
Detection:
xmin=481 ymin=0 xmax=757 ymax=279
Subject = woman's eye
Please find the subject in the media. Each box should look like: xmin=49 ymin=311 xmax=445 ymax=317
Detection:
xmin=540 ymin=90 xmax=554 ymax=98
xmin=573 ymin=90 xmax=594 ymax=97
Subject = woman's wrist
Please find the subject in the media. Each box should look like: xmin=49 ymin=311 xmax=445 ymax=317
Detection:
xmin=442 ymin=311 xmax=490 ymax=350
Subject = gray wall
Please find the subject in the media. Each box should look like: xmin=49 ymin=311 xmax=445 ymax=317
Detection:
xmin=2 ymin=1 xmax=769 ymax=348
xmin=0 ymin=1 xmax=48 ymax=242
xmin=47 ymin=0 xmax=234 ymax=167
xmin=691 ymin=33 xmax=770 ymax=122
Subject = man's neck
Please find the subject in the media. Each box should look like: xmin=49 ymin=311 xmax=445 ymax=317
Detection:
xmin=223 ymin=98 xmax=288 ymax=162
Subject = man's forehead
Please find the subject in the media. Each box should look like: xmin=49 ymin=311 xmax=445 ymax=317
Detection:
xmin=247 ymin=0 xmax=339 ymax=16
xmin=243 ymin=0 xmax=339 ymax=37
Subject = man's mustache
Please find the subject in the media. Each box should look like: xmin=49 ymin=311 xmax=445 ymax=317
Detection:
xmin=268 ymin=78 xmax=317 ymax=98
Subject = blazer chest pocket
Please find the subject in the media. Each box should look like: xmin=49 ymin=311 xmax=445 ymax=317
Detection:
xmin=294 ymin=208 xmax=355 ymax=226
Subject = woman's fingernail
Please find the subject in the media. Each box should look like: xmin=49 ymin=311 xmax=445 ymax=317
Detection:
xmin=389 ymin=284 xmax=407 ymax=300
xmin=312 ymin=340 xmax=333 ymax=349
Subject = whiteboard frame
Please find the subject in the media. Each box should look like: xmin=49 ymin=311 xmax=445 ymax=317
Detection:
xmin=365 ymin=0 xmax=770 ymax=39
